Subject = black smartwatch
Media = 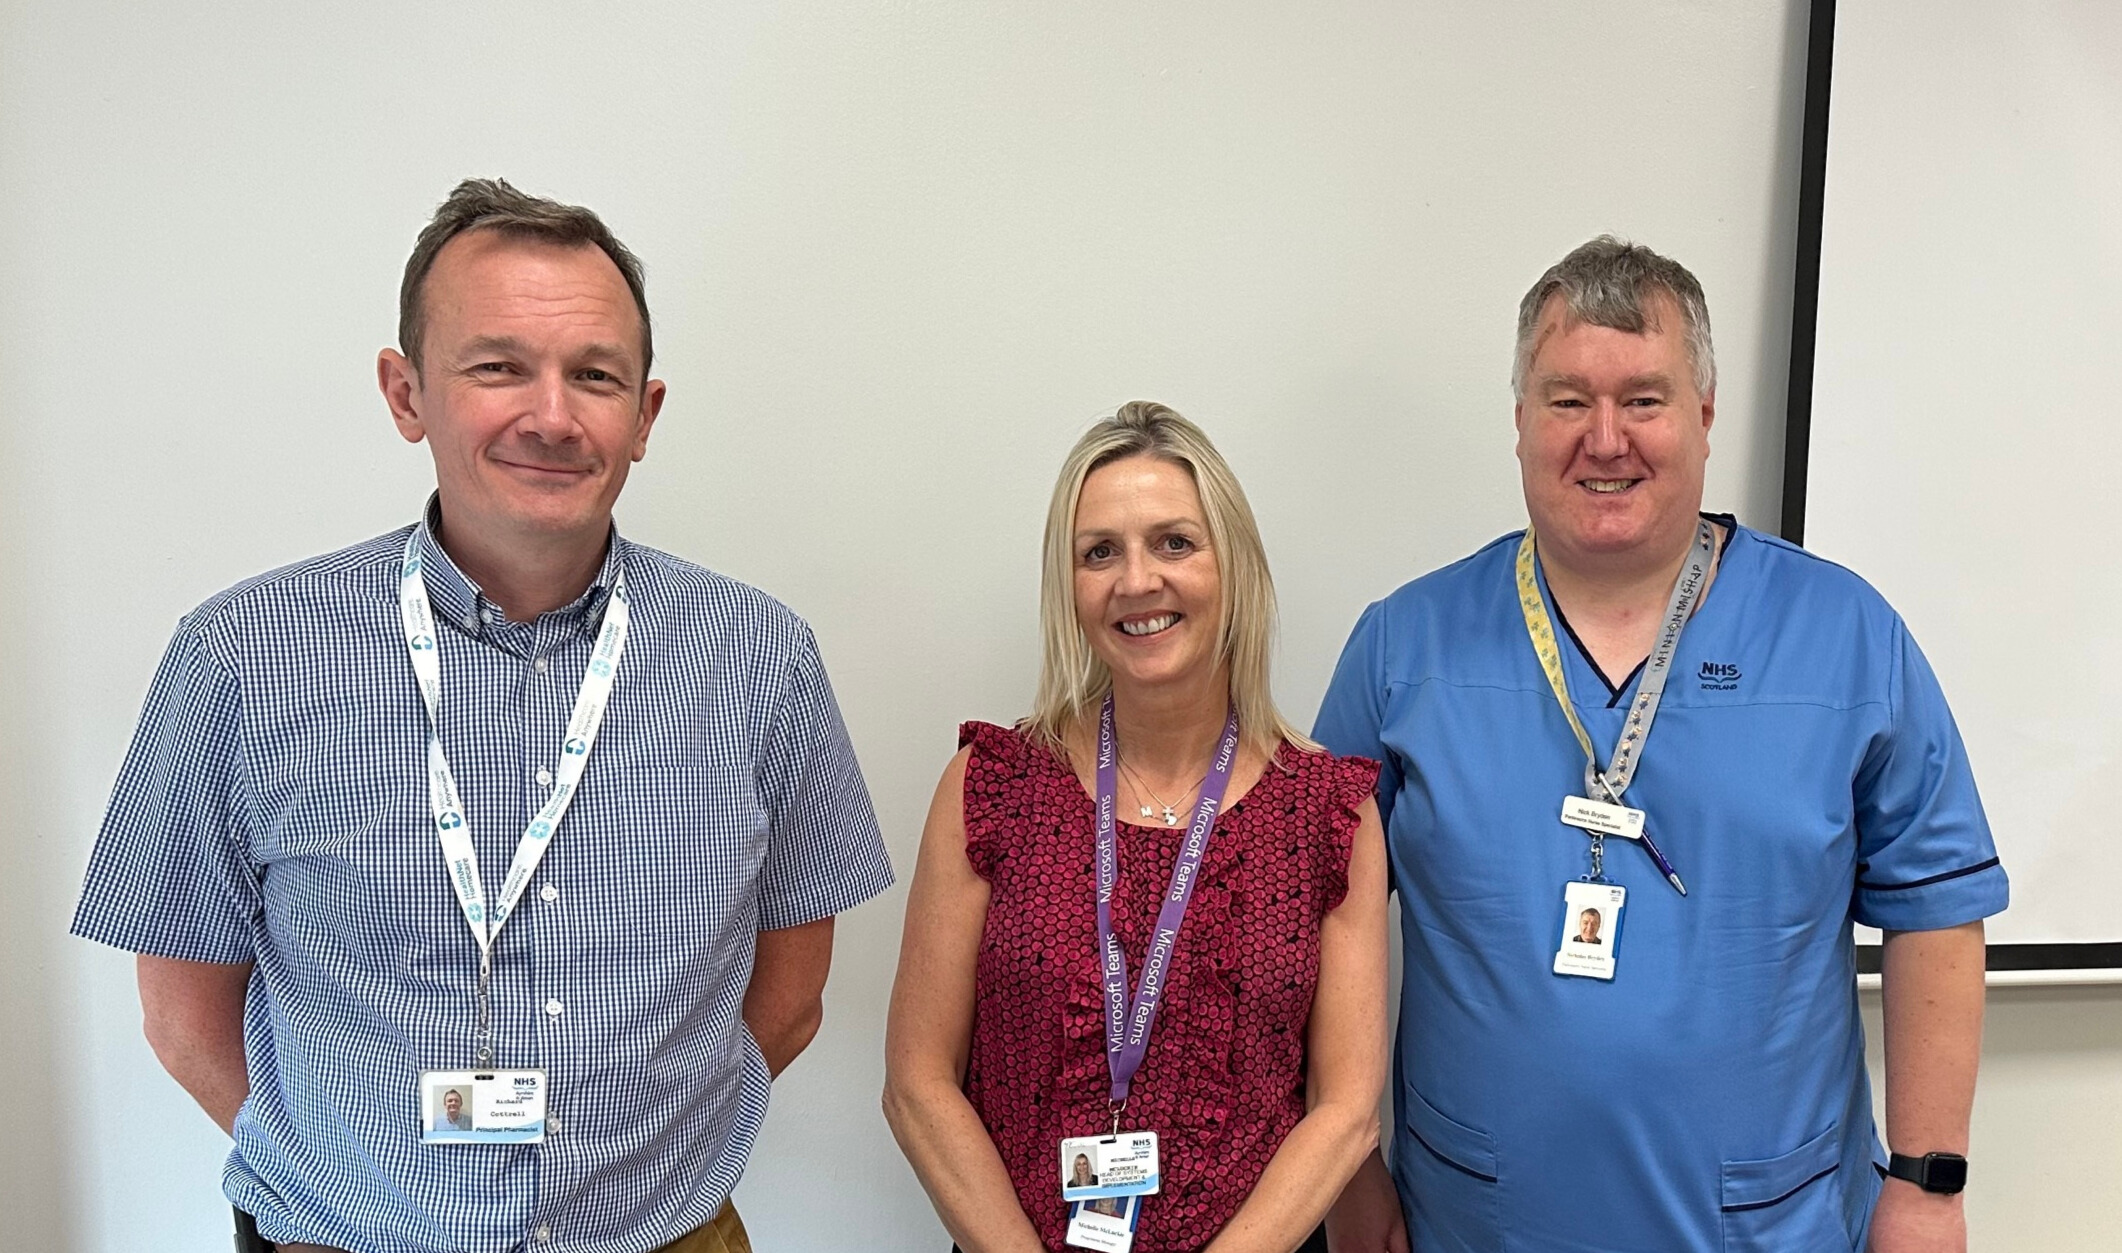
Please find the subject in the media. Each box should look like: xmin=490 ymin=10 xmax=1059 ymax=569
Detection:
xmin=1886 ymin=1152 xmax=1968 ymax=1195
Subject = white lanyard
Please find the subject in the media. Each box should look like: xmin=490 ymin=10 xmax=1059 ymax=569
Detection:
xmin=396 ymin=532 xmax=629 ymax=968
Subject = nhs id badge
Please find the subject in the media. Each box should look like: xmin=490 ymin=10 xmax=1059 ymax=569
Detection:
xmin=421 ymin=1069 xmax=547 ymax=1144
xmin=1059 ymin=1132 xmax=1160 ymax=1201
xmin=1065 ymin=1194 xmax=1142 ymax=1252
xmin=1559 ymin=795 xmax=1644 ymax=841
xmin=1552 ymin=881 xmax=1626 ymax=981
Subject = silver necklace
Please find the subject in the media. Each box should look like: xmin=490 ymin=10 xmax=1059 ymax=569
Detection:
xmin=1117 ymin=755 xmax=1205 ymax=827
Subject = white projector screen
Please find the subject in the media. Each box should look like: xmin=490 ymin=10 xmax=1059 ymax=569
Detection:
xmin=4 ymin=4 xmax=1817 ymax=1250
xmin=1800 ymin=0 xmax=2122 ymax=954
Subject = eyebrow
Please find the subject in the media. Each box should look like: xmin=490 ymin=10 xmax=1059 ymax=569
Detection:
xmin=456 ymin=336 xmax=638 ymax=367
xmin=1072 ymin=517 xmax=1206 ymax=541
xmin=1539 ymin=371 xmax=1676 ymax=394
xmin=457 ymin=335 xmax=530 ymax=359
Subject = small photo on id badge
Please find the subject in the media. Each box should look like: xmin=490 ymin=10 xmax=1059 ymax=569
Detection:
xmin=1059 ymin=1132 xmax=1160 ymax=1201
xmin=1065 ymin=1193 xmax=1143 ymax=1252
xmin=1552 ymin=881 xmax=1626 ymax=980
xmin=420 ymin=1069 xmax=547 ymax=1144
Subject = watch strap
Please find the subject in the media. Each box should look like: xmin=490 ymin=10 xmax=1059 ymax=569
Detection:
xmin=1886 ymin=1151 xmax=1968 ymax=1195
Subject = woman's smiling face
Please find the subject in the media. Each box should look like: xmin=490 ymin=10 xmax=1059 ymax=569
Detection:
xmin=1071 ymin=455 xmax=1224 ymax=696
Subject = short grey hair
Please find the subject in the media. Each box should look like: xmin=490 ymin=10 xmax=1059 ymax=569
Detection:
xmin=1512 ymin=235 xmax=1714 ymax=399
xmin=399 ymin=178 xmax=652 ymax=375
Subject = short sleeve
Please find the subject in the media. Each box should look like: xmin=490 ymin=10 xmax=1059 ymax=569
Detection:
xmin=754 ymin=624 xmax=895 ymax=929
xmin=1850 ymin=620 xmax=2009 ymax=931
xmin=957 ymin=721 xmax=1037 ymax=882
xmin=1311 ymin=752 xmax=1381 ymax=912
xmin=1313 ymin=600 xmax=1404 ymax=828
xmin=71 ymin=617 xmax=262 ymax=962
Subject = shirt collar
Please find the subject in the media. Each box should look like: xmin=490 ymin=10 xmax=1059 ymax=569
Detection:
xmin=411 ymin=493 xmax=626 ymax=640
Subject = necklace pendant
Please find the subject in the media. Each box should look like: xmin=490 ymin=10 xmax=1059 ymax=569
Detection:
xmin=1162 ymin=806 xmax=1179 ymax=826
xmin=1139 ymin=805 xmax=1155 ymax=820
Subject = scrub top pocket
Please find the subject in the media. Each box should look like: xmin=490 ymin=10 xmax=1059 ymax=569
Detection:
xmin=1719 ymin=1125 xmax=1854 ymax=1253
xmin=1398 ymin=1080 xmax=1502 ymax=1252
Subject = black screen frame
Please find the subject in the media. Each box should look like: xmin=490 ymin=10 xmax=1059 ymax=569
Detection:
xmin=1783 ymin=0 xmax=2118 ymax=976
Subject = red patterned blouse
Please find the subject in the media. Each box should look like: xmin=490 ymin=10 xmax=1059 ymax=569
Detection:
xmin=957 ymin=721 xmax=1380 ymax=1253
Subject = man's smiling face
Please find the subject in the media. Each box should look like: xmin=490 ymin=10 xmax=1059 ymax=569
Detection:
xmin=384 ymin=229 xmax=664 ymax=554
xmin=1514 ymin=290 xmax=1713 ymax=569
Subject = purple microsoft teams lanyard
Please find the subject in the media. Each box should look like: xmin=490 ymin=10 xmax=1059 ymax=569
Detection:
xmin=1094 ymin=692 xmax=1242 ymax=1125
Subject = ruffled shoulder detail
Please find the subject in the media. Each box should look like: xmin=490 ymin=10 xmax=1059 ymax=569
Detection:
xmin=1274 ymin=747 xmax=1380 ymax=912
xmin=957 ymin=719 xmax=1034 ymax=760
xmin=956 ymin=720 xmax=1069 ymax=881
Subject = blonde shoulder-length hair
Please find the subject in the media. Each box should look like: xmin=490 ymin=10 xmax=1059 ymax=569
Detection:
xmin=1025 ymin=401 xmax=1315 ymax=762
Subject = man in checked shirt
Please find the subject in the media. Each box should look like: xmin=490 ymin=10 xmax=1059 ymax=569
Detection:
xmin=71 ymin=178 xmax=894 ymax=1253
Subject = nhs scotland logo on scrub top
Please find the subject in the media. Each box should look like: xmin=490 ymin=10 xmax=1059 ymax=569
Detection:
xmin=1699 ymin=661 xmax=1742 ymax=692
xmin=563 ymin=737 xmax=589 ymax=756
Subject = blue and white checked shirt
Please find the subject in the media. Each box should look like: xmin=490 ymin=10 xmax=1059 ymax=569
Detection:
xmin=73 ymin=504 xmax=894 ymax=1253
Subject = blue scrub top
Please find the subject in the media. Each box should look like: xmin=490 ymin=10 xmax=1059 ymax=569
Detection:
xmin=1314 ymin=520 xmax=2006 ymax=1253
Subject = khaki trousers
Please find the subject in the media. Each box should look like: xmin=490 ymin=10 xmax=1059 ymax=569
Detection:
xmin=273 ymin=1199 xmax=750 ymax=1253
xmin=651 ymin=1200 xmax=752 ymax=1253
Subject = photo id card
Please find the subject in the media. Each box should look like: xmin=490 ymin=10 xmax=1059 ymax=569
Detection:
xmin=1552 ymin=881 xmax=1626 ymax=980
xmin=420 ymin=1069 xmax=547 ymax=1144
xmin=1059 ymin=1131 xmax=1161 ymax=1201
xmin=1065 ymin=1193 xmax=1143 ymax=1252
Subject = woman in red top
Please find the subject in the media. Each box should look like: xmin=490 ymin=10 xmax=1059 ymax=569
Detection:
xmin=885 ymin=402 xmax=1390 ymax=1253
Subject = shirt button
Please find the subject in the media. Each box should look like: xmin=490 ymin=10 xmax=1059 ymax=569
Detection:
xmin=535 ymin=1224 xmax=552 ymax=1243
xmin=534 ymin=656 xmax=549 ymax=674
xmin=540 ymin=883 xmax=559 ymax=903
xmin=480 ymin=608 xmax=495 ymax=624
xmin=535 ymin=767 xmax=554 ymax=786
xmin=461 ymin=615 xmax=478 ymax=631
xmin=547 ymin=1115 xmax=561 ymax=1134
xmin=544 ymin=999 xmax=564 ymax=1018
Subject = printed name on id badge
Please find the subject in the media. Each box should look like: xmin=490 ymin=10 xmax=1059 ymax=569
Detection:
xmin=1060 ymin=1132 xmax=1161 ymax=1201
xmin=1559 ymin=795 xmax=1644 ymax=840
xmin=1065 ymin=1195 xmax=1143 ymax=1253
xmin=420 ymin=1069 xmax=548 ymax=1144
xmin=1552 ymin=881 xmax=1626 ymax=981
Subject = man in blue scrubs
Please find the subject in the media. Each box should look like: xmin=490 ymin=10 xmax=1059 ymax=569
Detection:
xmin=1315 ymin=237 xmax=2004 ymax=1252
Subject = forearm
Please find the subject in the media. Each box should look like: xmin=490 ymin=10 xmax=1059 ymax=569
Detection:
xmin=1204 ymin=1097 xmax=1380 ymax=1253
xmin=157 ymin=1040 xmax=250 ymax=1136
xmin=882 ymin=1074 xmax=1046 ymax=1253
xmin=1869 ymin=921 xmax=1984 ymax=1250
xmin=136 ymin=954 xmax=251 ymax=1135
xmin=1880 ymin=921 xmax=1984 ymax=1155
xmin=743 ymin=995 xmax=823 ymax=1078
xmin=743 ymin=916 xmax=835 ymax=1077
xmin=1324 ymin=1147 xmax=1407 ymax=1253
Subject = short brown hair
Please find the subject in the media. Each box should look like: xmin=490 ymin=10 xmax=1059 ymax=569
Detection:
xmin=398 ymin=178 xmax=652 ymax=374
